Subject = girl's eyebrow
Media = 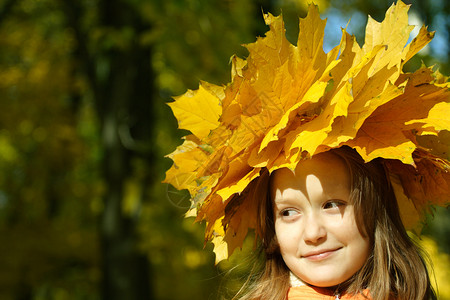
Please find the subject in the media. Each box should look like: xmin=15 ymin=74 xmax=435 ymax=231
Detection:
xmin=272 ymin=196 xmax=298 ymax=205
xmin=273 ymin=194 xmax=308 ymax=205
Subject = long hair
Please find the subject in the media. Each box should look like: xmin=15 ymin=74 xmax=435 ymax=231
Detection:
xmin=234 ymin=146 xmax=435 ymax=300
xmin=233 ymin=168 xmax=290 ymax=300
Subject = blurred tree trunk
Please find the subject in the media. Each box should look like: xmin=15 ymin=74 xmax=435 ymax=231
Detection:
xmin=61 ymin=0 xmax=154 ymax=299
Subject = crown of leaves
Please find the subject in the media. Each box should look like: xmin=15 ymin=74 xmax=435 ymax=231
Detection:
xmin=165 ymin=1 xmax=450 ymax=263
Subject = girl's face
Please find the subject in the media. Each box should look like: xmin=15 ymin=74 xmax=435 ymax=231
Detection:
xmin=271 ymin=152 xmax=370 ymax=287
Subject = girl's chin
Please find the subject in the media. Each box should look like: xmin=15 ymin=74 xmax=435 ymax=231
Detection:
xmin=292 ymin=272 xmax=348 ymax=288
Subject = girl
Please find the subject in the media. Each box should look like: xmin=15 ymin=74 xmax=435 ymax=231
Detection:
xmin=236 ymin=146 xmax=436 ymax=300
xmin=164 ymin=2 xmax=449 ymax=300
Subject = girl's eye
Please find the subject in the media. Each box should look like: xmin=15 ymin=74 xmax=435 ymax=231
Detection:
xmin=323 ymin=201 xmax=345 ymax=210
xmin=281 ymin=209 xmax=299 ymax=217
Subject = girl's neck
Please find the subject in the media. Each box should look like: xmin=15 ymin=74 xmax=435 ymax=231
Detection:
xmin=289 ymin=272 xmax=342 ymax=298
xmin=289 ymin=272 xmax=307 ymax=287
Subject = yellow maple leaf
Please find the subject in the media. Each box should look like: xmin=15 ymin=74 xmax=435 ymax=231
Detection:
xmin=406 ymin=102 xmax=450 ymax=133
xmin=164 ymin=139 xmax=208 ymax=191
xmin=168 ymin=82 xmax=223 ymax=140
xmin=347 ymin=67 xmax=450 ymax=163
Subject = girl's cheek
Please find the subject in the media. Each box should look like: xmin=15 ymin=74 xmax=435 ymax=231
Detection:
xmin=276 ymin=221 xmax=302 ymax=242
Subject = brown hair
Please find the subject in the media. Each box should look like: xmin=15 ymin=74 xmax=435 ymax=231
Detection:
xmin=234 ymin=146 xmax=436 ymax=300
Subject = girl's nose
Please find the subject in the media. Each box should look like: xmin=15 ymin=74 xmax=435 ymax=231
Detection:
xmin=303 ymin=213 xmax=327 ymax=244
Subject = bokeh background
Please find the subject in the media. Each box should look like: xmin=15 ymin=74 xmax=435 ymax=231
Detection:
xmin=0 ymin=0 xmax=449 ymax=299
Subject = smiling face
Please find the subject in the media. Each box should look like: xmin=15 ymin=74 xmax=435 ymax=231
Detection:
xmin=271 ymin=152 xmax=371 ymax=287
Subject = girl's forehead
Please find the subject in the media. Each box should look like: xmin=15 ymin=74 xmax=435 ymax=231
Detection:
xmin=271 ymin=152 xmax=351 ymax=196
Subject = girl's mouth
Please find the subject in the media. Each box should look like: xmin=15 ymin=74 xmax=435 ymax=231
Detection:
xmin=302 ymin=248 xmax=342 ymax=261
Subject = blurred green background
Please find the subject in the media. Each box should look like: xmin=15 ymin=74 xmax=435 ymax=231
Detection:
xmin=0 ymin=0 xmax=448 ymax=299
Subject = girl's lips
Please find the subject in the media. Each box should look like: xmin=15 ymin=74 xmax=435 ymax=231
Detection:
xmin=302 ymin=248 xmax=341 ymax=261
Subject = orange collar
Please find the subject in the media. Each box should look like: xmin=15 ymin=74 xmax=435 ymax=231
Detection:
xmin=288 ymin=286 xmax=370 ymax=299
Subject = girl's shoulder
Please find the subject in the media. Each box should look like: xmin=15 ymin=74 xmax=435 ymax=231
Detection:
xmin=288 ymin=286 xmax=371 ymax=300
